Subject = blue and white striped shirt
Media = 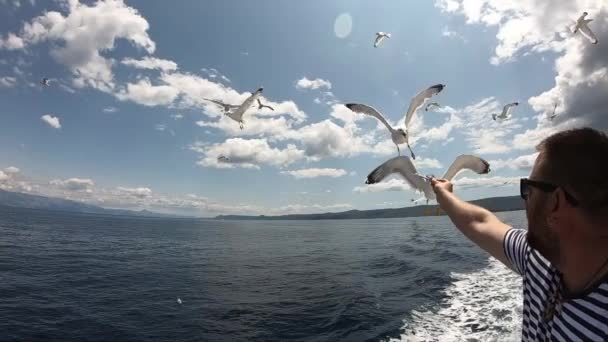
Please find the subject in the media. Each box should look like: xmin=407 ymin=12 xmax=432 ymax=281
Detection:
xmin=504 ymin=229 xmax=608 ymax=341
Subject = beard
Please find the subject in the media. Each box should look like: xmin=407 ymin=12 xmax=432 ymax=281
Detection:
xmin=527 ymin=213 xmax=561 ymax=264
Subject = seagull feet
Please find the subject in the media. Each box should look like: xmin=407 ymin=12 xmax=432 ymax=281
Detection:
xmin=239 ymin=122 xmax=244 ymax=130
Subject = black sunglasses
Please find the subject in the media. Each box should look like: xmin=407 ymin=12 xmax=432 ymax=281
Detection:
xmin=520 ymin=178 xmax=579 ymax=206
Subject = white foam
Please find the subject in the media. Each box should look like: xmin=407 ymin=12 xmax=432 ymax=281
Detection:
xmin=390 ymin=258 xmax=523 ymax=342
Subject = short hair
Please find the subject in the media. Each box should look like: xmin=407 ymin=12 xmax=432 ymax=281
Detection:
xmin=536 ymin=128 xmax=608 ymax=217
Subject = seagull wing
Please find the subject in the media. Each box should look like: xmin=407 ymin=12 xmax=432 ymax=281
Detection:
xmin=345 ymin=103 xmax=393 ymax=132
xmin=374 ymin=35 xmax=386 ymax=47
xmin=502 ymin=102 xmax=519 ymax=117
xmin=579 ymin=22 xmax=598 ymax=44
xmin=425 ymin=102 xmax=441 ymax=111
xmin=442 ymin=155 xmax=491 ymax=181
xmin=404 ymin=84 xmax=444 ymax=130
xmin=365 ymin=156 xmax=428 ymax=193
xmin=204 ymin=98 xmax=227 ymax=107
xmin=229 ymin=89 xmax=263 ymax=121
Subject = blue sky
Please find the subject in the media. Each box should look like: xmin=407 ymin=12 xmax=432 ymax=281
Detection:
xmin=0 ymin=0 xmax=606 ymax=216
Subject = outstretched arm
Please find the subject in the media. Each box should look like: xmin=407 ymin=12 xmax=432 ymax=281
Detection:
xmin=432 ymin=178 xmax=512 ymax=267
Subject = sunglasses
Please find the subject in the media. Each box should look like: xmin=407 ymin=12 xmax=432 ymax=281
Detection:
xmin=520 ymin=178 xmax=579 ymax=206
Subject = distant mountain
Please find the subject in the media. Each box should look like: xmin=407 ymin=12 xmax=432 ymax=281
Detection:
xmin=215 ymin=196 xmax=525 ymax=220
xmin=0 ymin=189 xmax=182 ymax=218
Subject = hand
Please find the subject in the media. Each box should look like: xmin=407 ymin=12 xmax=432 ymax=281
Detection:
xmin=431 ymin=178 xmax=453 ymax=194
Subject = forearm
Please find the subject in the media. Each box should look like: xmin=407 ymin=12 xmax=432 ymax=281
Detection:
xmin=431 ymin=182 xmax=512 ymax=266
xmin=437 ymin=189 xmax=491 ymax=228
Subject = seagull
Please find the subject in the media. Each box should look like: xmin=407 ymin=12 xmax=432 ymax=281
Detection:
xmin=226 ymin=87 xmax=264 ymax=129
xmin=573 ymin=12 xmax=598 ymax=44
xmin=345 ymin=84 xmax=445 ymax=160
xmin=424 ymin=102 xmax=442 ymax=112
xmin=492 ymin=102 xmax=519 ymax=121
xmin=257 ymin=99 xmax=274 ymax=111
xmin=548 ymin=103 xmax=558 ymax=120
xmin=203 ymin=98 xmax=239 ymax=113
xmin=177 ymin=298 xmax=182 ymax=305
xmin=345 ymin=103 xmax=407 ymax=157
xmin=374 ymin=32 xmax=391 ymax=48
xmin=217 ymin=155 xmax=230 ymax=163
xmin=365 ymin=154 xmax=490 ymax=201
xmin=40 ymin=78 xmax=50 ymax=87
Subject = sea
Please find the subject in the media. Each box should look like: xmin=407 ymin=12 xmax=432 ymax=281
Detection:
xmin=0 ymin=206 xmax=525 ymax=342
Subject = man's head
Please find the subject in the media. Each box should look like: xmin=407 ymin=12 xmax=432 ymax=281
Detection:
xmin=525 ymin=128 xmax=608 ymax=264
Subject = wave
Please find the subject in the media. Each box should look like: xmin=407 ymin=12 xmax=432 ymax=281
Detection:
xmin=389 ymin=258 xmax=523 ymax=342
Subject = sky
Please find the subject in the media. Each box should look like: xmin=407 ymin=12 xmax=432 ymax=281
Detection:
xmin=0 ymin=0 xmax=606 ymax=217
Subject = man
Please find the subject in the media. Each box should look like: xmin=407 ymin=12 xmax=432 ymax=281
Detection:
xmin=431 ymin=128 xmax=608 ymax=341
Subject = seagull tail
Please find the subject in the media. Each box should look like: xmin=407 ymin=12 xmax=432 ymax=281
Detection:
xmin=492 ymin=114 xmax=497 ymax=121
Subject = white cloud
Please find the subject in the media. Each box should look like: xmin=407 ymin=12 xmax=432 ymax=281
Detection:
xmin=453 ymin=175 xmax=522 ymax=189
xmin=0 ymin=170 xmax=8 ymax=182
xmin=170 ymin=114 xmax=183 ymax=120
xmin=0 ymin=33 xmax=25 ymax=50
xmin=50 ymin=178 xmax=95 ymax=192
xmin=192 ymin=138 xmax=305 ymax=169
xmin=121 ymin=57 xmax=177 ymax=72
xmin=281 ymin=168 xmax=347 ymax=179
xmin=196 ymin=115 xmax=298 ymax=141
xmin=116 ymin=78 xmax=179 ymax=107
xmin=0 ymin=76 xmax=17 ymax=87
xmin=41 ymin=114 xmax=61 ymax=129
xmin=416 ymin=158 xmax=443 ymax=169
xmin=442 ymin=26 xmax=467 ymax=42
xmin=354 ymin=178 xmax=413 ymax=193
xmin=155 ymin=72 xmax=307 ymax=122
xmin=103 ymin=106 xmax=118 ymax=113
xmin=295 ymin=77 xmax=332 ymax=90
xmin=490 ymin=152 xmax=538 ymax=171
xmin=2 ymin=0 xmax=156 ymax=91
xmin=437 ymin=0 xmax=608 ymax=152
xmin=4 ymin=166 xmax=20 ymax=174
xmin=435 ymin=0 xmax=601 ymax=64
xmin=116 ymin=186 xmax=152 ymax=199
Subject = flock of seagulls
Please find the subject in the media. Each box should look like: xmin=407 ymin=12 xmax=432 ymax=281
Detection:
xmin=345 ymin=11 xmax=599 ymax=203
xmin=32 ymin=11 xmax=599 ymax=205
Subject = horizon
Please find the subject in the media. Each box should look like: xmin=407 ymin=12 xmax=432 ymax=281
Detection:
xmin=0 ymin=0 xmax=606 ymax=217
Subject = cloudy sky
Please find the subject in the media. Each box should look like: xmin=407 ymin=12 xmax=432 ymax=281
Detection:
xmin=0 ymin=0 xmax=606 ymax=217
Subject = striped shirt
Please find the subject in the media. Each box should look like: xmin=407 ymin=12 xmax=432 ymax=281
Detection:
xmin=504 ymin=229 xmax=608 ymax=341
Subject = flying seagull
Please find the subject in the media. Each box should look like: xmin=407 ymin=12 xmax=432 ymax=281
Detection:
xmin=257 ymin=99 xmax=274 ymax=111
xmin=548 ymin=103 xmax=558 ymax=120
xmin=492 ymin=102 xmax=519 ymax=121
xmin=365 ymin=154 xmax=490 ymax=201
xmin=374 ymin=32 xmax=391 ymax=48
xmin=227 ymin=87 xmax=264 ymax=129
xmin=203 ymin=98 xmax=239 ymax=113
xmin=424 ymin=102 xmax=442 ymax=112
xmin=573 ymin=12 xmax=598 ymax=44
xmin=345 ymin=84 xmax=445 ymax=160
xmin=177 ymin=298 xmax=182 ymax=305
xmin=217 ymin=155 xmax=230 ymax=163
xmin=344 ymin=103 xmax=407 ymax=157
xmin=40 ymin=78 xmax=50 ymax=87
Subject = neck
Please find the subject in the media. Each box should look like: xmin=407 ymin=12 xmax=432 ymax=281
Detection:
xmin=558 ymin=232 xmax=608 ymax=295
